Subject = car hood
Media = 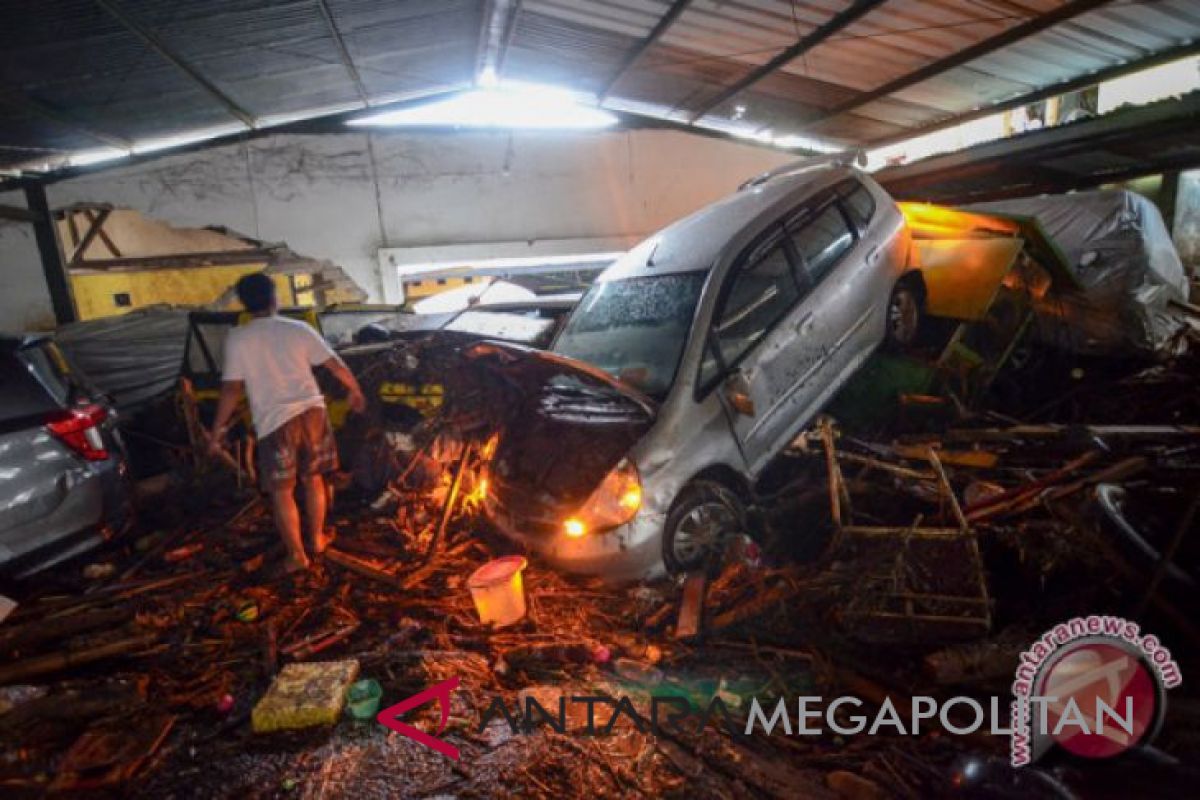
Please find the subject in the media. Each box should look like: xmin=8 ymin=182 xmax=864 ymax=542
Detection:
xmin=458 ymin=341 xmax=657 ymax=516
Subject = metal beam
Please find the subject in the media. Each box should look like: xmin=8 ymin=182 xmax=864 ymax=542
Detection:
xmin=93 ymin=0 xmax=257 ymax=128
xmin=476 ymin=0 xmax=522 ymax=82
xmin=316 ymin=0 xmax=369 ymax=107
xmin=0 ymin=87 xmax=131 ymax=150
xmin=599 ymin=0 xmax=692 ymax=102
xmin=23 ymin=184 xmax=76 ymax=324
xmin=0 ymin=203 xmax=39 ymax=223
xmin=688 ymin=0 xmax=890 ymax=123
xmin=864 ymin=39 xmax=1200 ymax=151
xmin=794 ymin=0 xmax=1114 ymax=133
xmin=875 ymin=91 xmax=1200 ymax=202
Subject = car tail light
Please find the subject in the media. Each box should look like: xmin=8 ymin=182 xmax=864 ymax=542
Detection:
xmin=45 ymin=403 xmax=109 ymax=461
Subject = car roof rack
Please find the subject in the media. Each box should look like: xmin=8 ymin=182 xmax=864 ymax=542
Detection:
xmin=738 ymin=149 xmax=866 ymax=192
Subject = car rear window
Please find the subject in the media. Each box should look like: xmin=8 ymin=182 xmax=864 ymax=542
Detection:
xmin=789 ymin=204 xmax=855 ymax=285
xmin=840 ymin=181 xmax=876 ymax=231
xmin=0 ymin=348 xmax=61 ymax=425
xmin=21 ymin=344 xmax=72 ymax=405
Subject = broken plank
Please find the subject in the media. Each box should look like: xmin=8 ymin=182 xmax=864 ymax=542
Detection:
xmin=324 ymin=547 xmax=404 ymax=588
xmin=841 ymin=526 xmax=968 ymax=539
xmin=674 ymin=571 xmax=707 ymax=641
xmin=940 ymin=424 xmax=1200 ymax=444
xmin=0 ymin=633 xmax=158 ymax=685
xmin=893 ymin=444 xmax=998 ymax=468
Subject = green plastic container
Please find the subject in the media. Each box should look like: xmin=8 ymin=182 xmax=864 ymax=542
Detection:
xmin=345 ymin=679 xmax=383 ymax=720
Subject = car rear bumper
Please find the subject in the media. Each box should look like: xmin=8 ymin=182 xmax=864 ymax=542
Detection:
xmin=0 ymin=455 xmax=131 ymax=576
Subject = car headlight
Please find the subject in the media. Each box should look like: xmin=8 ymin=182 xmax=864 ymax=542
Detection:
xmin=563 ymin=459 xmax=641 ymax=538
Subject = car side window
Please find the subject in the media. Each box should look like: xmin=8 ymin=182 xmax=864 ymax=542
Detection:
xmin=840 ymin=181 xmax=876 ymax=232
xmin=788 ymin=203 xmax=855 ymax=286
xmin=710 ymin=233 xmax=799 ymax=372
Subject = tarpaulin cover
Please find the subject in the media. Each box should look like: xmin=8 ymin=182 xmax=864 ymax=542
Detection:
xmin=54 ymin=307 xmax=189 ymax=411
xmin=967 ymin=190 xmax=1188 ymax=356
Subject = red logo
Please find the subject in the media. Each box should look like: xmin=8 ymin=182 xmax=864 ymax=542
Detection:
xmin=1036 ymin=641 xmax=1159 ymax=760
xmin=376 ymin=676 xmax=460 ymax=760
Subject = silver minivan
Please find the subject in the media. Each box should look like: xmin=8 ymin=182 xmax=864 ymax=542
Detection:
xmin=484 ymin=166 xmax=915 ymax=580
xmin=0 ymin=335 xmax=132 ymax=577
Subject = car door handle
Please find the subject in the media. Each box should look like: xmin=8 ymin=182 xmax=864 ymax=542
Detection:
xmin=866 ymin=245 xmax=880 ymax=263
xmin=793 ymin=312 xmax=814 ymax=333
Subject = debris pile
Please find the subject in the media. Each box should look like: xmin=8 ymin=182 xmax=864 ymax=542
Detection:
xmin=1 ymin=330 xmax=1199 ymax=797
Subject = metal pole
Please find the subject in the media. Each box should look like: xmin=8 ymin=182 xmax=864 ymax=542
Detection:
xmin=23 ymin=183 xmax=76 ymax=324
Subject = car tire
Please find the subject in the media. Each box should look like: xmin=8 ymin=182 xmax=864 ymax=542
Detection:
xmin=662 ymin=480 xmax=745 ymax=575
xmin=885 ymin=281 xmax=923 ymax=350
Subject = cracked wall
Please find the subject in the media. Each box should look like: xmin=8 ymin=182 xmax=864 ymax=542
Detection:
xmin=2 ymin=129 xmax=794 ymax=329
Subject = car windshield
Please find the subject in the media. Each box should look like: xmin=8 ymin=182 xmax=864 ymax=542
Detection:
xmin=553 ymin=272 xmax=705 ymax=398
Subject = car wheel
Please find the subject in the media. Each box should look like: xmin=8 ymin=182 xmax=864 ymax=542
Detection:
xmin=885 ymin=282 xmax=923 ymax=350
xmin=663 ymin=480 xmax=745 ymax=574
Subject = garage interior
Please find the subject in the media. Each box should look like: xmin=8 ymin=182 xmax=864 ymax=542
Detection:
xmin=1 ymin=1 xmax=1199 ymax=797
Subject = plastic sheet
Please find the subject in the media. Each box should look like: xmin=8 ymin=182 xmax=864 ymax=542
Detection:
xmin=54 ymin=307 xmax=189 ymax=411
xmin=968 ymin=190 xmax=1189 ymax=356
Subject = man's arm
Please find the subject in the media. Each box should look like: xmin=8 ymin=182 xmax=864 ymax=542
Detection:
xmin=207 ymin=380 xmax=245 ymax=453
xmin=321 ymin=357 xmax=366 ymax=413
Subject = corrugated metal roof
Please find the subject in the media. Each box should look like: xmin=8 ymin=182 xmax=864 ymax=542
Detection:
xmin=0 ymin=0 xmax=1197 ymax=173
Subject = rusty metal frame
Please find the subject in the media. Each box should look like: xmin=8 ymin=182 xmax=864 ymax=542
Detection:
xmin=687 ymin=0 xmax=891 ymax=123
xmin=794 ymin=0 xmax=1115 ymax=134
xmin=599 ymin=0 xmax=693 ymax=102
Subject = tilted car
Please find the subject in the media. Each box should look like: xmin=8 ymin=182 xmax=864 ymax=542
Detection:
xmin=483 ymin=165 xmax=918 ymax=580
xmin=0 ymin=335 xmax=132 ymax=577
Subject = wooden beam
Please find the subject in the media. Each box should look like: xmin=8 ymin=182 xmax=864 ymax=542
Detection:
xmin=0 ymin=203 xmax=39 ymax=223
xmin=90 ymin=210 xmax=123 ymax=258
xmin=94 ymin=0 xmax=257 ymax=128
xmin=864 ymin=39 xmax=1200 ymax=151
xmin=316 ymin=0 xmax=370 ymax=107
xmin=794 ymin=0 xmax=1115 ymax=134
xmin=599 ymin=0 xmax=692 ymax=101
xmin=68 ymin=208 xmax=112 ymax=267
xmin=74 ymin=249 xmax=278 ymax=271
xmin=23 ymin=184 xmax=76 ymax=324
xmin=687 ymin=0 xmax=891 ymax=123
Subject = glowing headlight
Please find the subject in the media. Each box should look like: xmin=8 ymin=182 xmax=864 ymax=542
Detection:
xmin=563 ymin=459 xmax=641 ymax=537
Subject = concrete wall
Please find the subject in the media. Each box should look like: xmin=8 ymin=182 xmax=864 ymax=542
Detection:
xmin=0 ymin=190 xmax=56 ymax=332
xmin=1 ymin=128 xmax=793 ymax=329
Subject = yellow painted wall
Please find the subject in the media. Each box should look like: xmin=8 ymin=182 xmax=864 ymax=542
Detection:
xmin=401 ymin=274 xmax=484 ymax=300
xmin=70 ymin=264 xmax=295 ymax=320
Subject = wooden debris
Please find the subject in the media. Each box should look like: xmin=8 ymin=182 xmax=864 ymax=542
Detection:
xmin=674 ymin=571 xmax=707 ymax=641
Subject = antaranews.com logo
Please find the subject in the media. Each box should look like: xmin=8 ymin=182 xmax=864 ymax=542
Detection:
xmin=1010 ymin=615 xmax=1181 ymax=766
xmin=374 ymin=616 xmax=1182 ymax=768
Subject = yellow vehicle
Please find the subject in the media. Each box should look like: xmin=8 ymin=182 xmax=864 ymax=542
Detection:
xmin=180 ymin=307 xmax=445 ymax=434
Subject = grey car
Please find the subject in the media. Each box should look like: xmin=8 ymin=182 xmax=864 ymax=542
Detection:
xmin=0 ymin=335 xmax=132 ymax=577
xmin=484 ymin=165 xmax=915 ymax=580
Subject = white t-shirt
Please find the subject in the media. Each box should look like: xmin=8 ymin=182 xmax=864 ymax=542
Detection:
xmin=222 ymin=315 xmax=337 ymax=437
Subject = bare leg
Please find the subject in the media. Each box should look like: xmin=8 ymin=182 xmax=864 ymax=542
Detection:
xmin=271 ymin=487 xmax=310 ymax=571
xmin=301 ymin=474 xmax=330 ymax=553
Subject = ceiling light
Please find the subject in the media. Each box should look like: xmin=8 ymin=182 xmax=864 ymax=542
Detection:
xmin=348 ymin=82 xmax=618 ymax=130
xmin=131 ymin=124 xmax=246 ymax=155
xmin=477 ymin=66 xmax=499 ymax=88
xmin=773 ymin=135 xmax=841 ymax=153
xmin=69 ymin=147 xmax=130 ymax=167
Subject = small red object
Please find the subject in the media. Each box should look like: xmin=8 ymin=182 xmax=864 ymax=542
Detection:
xmin=216 ymin=693 xmax=235 ymax=714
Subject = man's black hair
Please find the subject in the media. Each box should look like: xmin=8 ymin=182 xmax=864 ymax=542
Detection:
xmin=235 ymin=272 xmax=275 ymax=313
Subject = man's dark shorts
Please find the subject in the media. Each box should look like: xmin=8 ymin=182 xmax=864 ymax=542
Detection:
xmin=257 ymin=407 xmax=338 ymax=492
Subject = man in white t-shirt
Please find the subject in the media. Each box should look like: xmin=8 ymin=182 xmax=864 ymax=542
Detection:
xmin=207 ymin=273 xmax=366 ymax=573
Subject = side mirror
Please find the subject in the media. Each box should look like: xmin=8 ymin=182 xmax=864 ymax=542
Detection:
xmin=724 ymin=369 xmax=755 ymax=416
